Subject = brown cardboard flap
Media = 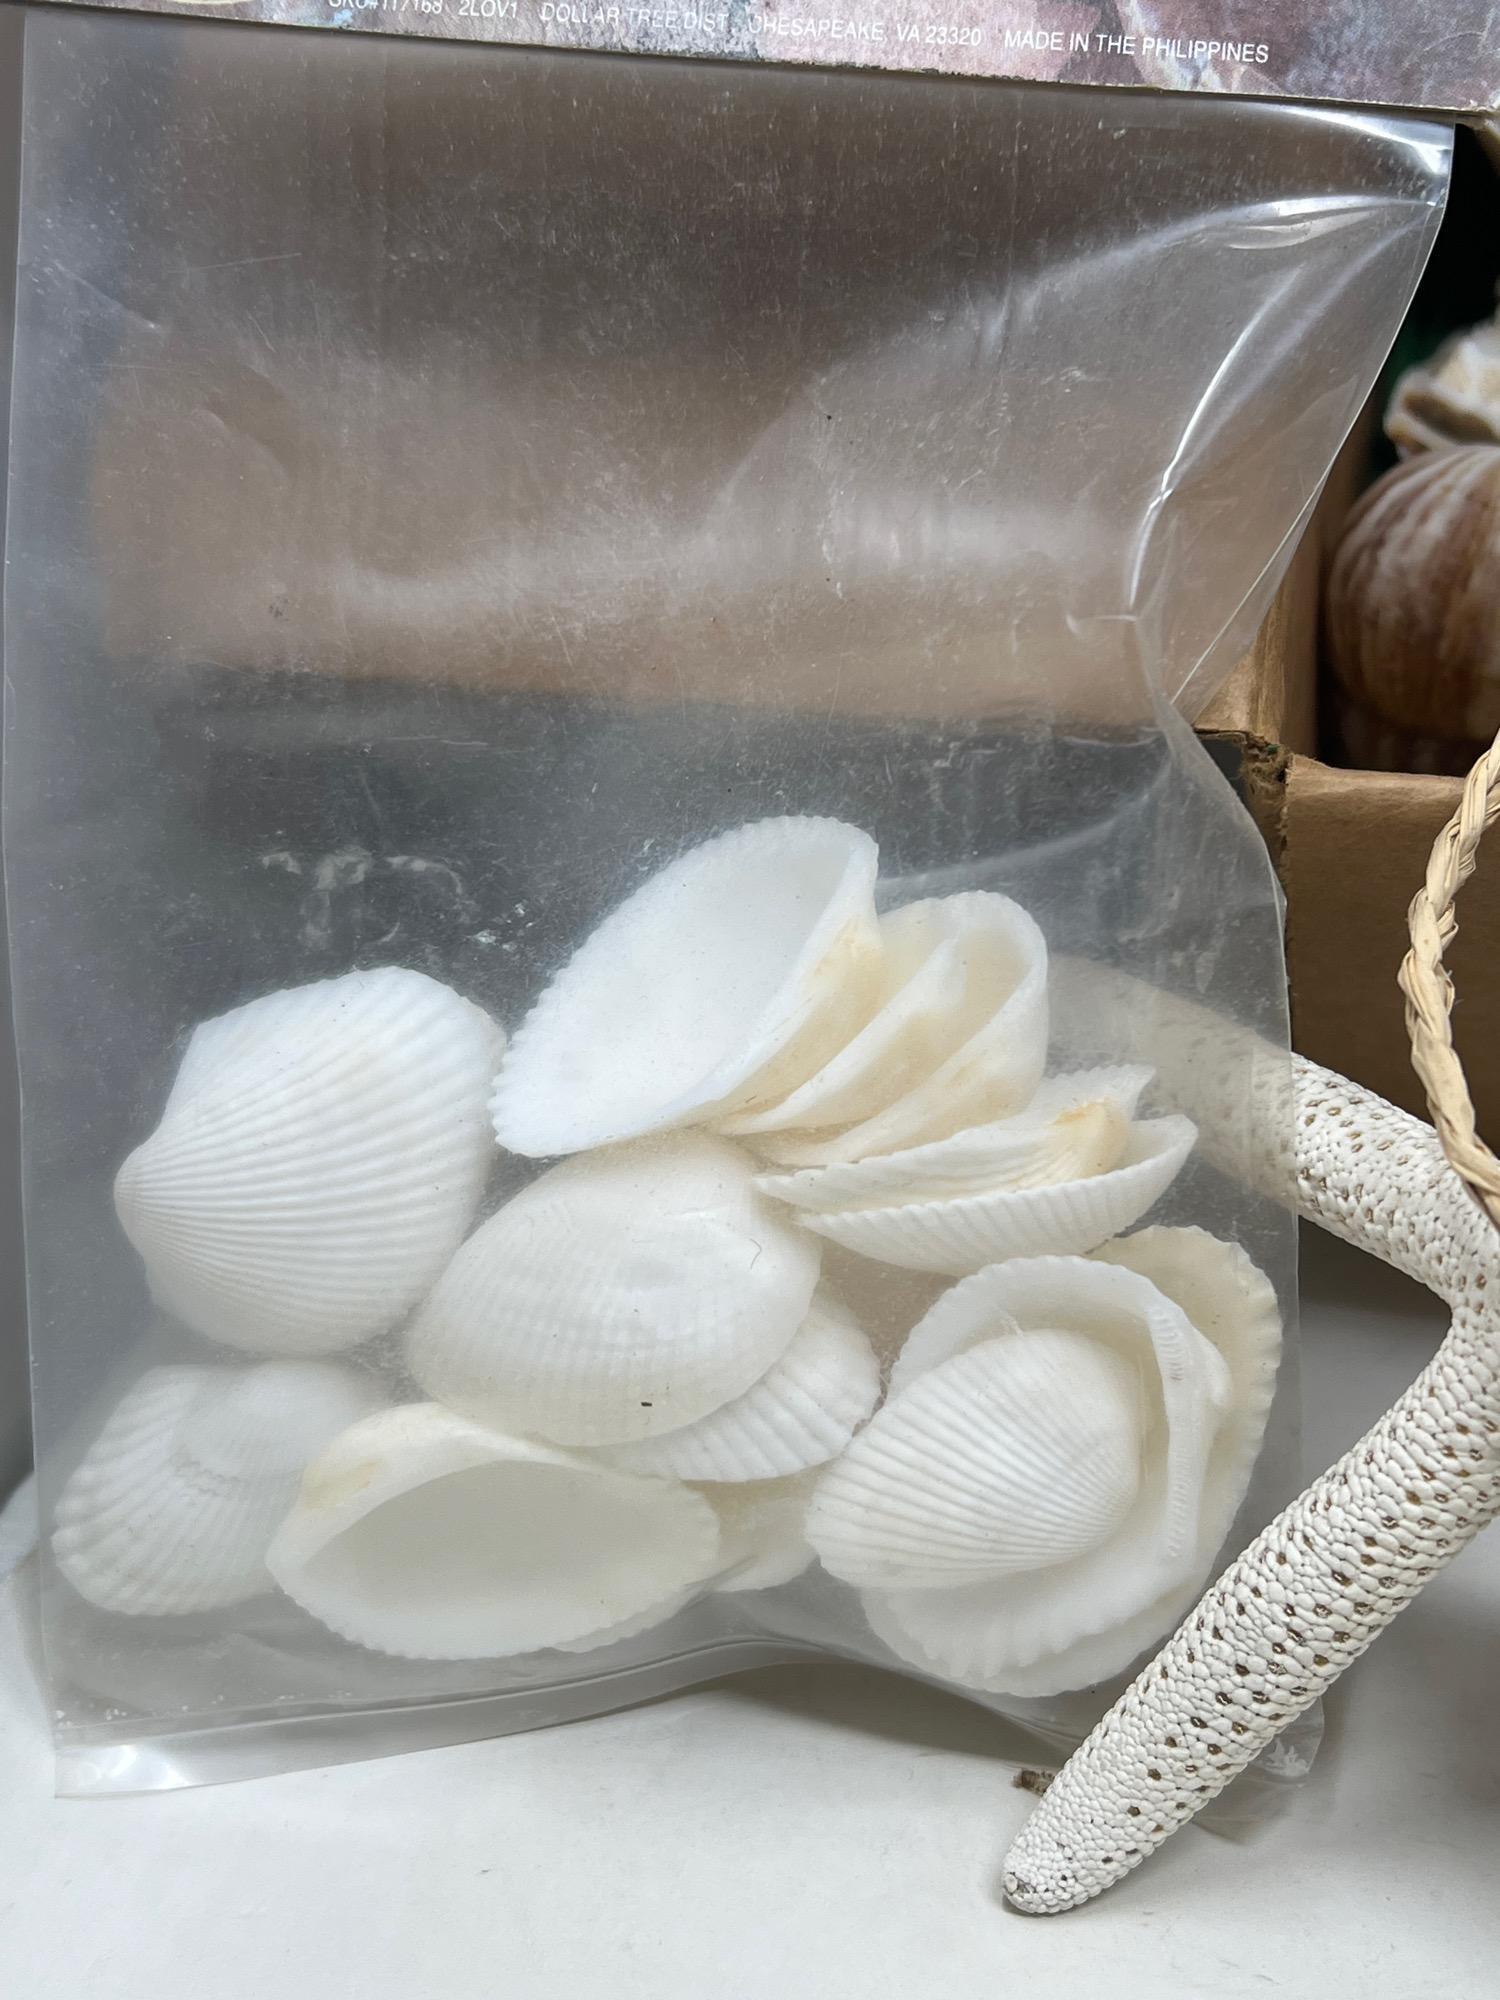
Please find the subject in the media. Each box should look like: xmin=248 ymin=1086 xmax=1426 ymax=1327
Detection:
xmin=1281 ymin=755 xmax=1500 ymax=1128
xmin=1199 ymin=471 xmax=1500 ymax=1141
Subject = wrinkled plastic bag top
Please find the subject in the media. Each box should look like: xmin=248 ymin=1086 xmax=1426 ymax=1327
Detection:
xmin=3 ymin=9 xmax=1449 ymax=1795
xmin=56 ymin=22 xmax=1449 ymax=725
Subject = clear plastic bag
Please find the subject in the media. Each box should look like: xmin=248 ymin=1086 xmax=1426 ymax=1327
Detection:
xmin=3 ymin=8 xmax=1450 ymax=1795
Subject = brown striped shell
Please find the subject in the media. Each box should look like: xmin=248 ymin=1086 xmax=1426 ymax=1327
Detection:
xmin=1326 ymin=445 xmax=1500 ymax=748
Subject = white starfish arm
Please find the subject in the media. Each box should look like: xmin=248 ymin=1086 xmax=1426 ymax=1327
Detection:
xmin=1003 ymin=1056 xmax=1500 ymax=1914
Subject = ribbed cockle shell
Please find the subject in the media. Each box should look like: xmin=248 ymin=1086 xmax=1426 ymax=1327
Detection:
xmin=406 ymin=1134 xmax=820 ymax=1446
xmin=53 ymin=1361 xmax=388 ymax=1615
xmin=491 ymin=817 xmax=881 ymax=1156
xmin=267 ymin=1403 xmax=722 ymax=1660
xmin=114 ymin=968 xmax=503 ymax=1356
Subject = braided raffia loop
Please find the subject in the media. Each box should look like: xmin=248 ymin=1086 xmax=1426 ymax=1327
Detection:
xmin=1400 ymin=726 xmax=1500 ymax=1231
xmin=1002 ymin=1060 xmax=1500 ymax=1914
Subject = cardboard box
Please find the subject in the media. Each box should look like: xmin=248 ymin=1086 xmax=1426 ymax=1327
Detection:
xmin=1199 ymin=504 xmax=1500 ymax=1133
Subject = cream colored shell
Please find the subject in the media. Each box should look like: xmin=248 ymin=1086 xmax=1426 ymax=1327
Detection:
xmin=405 ymin=1134 xmax=820 ymax=1447
xmin=852 ymin=1233 xmax=1281 ymax=1697
xmin=267 ymin=1403 xmax=722 ymax=1660
xmin=780 ymin=1115 xmax=1195 ymax=1277
xmin=491 ymin=816 xmax=881 ymax=1156
xmin=114 ymin=968 xmax=503 ymax=1357
xmin=748 ymin=893 xmax=1049 ymax=1168
xmin=601 ymin=1288 xmax=879 ymax=1483
xmin=721 ymin=893 xmax=1047 ymax=1146
xmin=53 ymin=1362 xmax=388 ymax=1615
xmin=755 ymin=1067 xmax=1151 ymax=1214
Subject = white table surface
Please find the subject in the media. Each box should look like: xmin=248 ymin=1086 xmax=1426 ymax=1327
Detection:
xmin=1 ymin=1228 xmax=1496 ymax=1998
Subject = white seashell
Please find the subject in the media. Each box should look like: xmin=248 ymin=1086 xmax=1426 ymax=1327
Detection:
xmin=601 ymin=1288 xmax=880 ymax=1483
xmin=52 ymin=1362 xmax=388 ymax=1615
xmin=1093 ymin=1225 xmax=1283 ymax=1560
xmin=267 ymin=1403 xmax=722 ymax=1660
xmin=703 ymin=1474 xmax=818 ymax=1593
xmin=749 ymin=892 xmax=1049 ymax=1167
xmin=860 ymin=1577 xmax=1227 ymax=1703
xmin=406 ymin=1134 xmax=821 ymax=1446
xmin=786 ymin=1115 xmax=1196 ymax=1276
xmin=491 ymin=817 xmax=881 ymax=1157
xmin=806 ymin=1330 xmax=1144 ymax=1590
xmin=720 ymin=895 xmax=1031 ymax=1139
xmin=559 ymin=1468 xmax=824 ymax=1626
xmin=756 ymin=1066 xmax=1152 ymax=1213
xmin=862 ymin=1241 xmax=1279 ymax=1695
xmin=114 ymin=969 xmax=504 ymax=1357
xmin=181 ymin=1361 xmax=390 ymax=1477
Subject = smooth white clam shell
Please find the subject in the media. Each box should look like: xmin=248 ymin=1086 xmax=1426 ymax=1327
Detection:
xmin=865 ymin=1238 xmax=1280 ymax=1695
xmin=601 ymin=1288 xmax=880 ymax=1483
xmin=52 ymin=1362 xmax=388 ymax=1615
xmin=749 ymin=892 xmax=1049 ymax=1168
xmin=114 ymin=969 xmax=503 ymax=1357
xmin=703 ymin=1474 xmax=818 ymax=1593
xmin=561 ymin=1470 xmax=823 ymax=1632
xmin=491 ymin=817 xmax=881 ymax=1156
xmin=720 ymin=895 xmax=1027 ymax=1138
xmin=406 ymin=1134 xmax=821 ymax=1446
xmin=786 ymin=1115 xmax=1196 ymax=1276
xmin=267 ymin=1404 xmax=722 ymax=1660
xmin=756 ymin=1066 xmax=1153 ymax=1212
xmin=806 ymin=1330 xmax=1144 ymax=1590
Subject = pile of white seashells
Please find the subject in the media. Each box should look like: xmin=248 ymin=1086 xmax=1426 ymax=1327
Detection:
xmin=52 ymin=816 xmax=1281 ymax=1698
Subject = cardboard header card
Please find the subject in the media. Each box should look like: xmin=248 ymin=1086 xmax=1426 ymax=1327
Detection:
xmin=26 ymin=0 xmax=1500 ymax=113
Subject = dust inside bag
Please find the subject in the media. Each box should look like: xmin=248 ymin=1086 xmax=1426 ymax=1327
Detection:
xmin=2 ymin=8 xmax=1450 ymax=1795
